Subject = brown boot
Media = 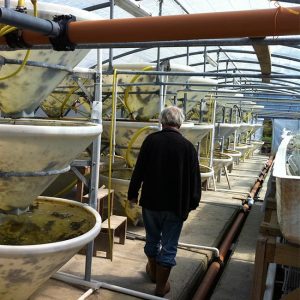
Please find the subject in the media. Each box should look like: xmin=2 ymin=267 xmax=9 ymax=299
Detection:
xmin=146 ymin=257 xmax=156 ymax=283
xmin=155 ymin=264 xmax=171 ymax=297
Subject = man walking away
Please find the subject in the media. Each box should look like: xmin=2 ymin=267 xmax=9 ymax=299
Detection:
xmin=128 ymin=106 xmax=201 ymax=297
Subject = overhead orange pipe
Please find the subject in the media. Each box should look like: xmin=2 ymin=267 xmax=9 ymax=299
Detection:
xmin=0 ymin=6 xmax=299 ymax=46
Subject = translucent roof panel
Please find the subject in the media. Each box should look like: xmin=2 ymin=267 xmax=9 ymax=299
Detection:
xmin=36 ymin=0 xmax=300 ymax=117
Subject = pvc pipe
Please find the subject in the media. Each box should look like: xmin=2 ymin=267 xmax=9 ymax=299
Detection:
xmin=84 ymin=50 xmax=103 ymax=281
xmin=0 ymin=7 xmax=60 ymax=37
xmin=127 ymin=231 xmax=220 ymax=257
xmin=192 ymin=211 xmax=246 ymax=300
xmin=192 ymin=156 xmax=274 ymax=300
xmin=53 ymin=272 xmax=165 ymax=300
xmin=77 ymin=288 xmax=94 ymax=300
xmin=66 ymin=7 xmax=300 ymax=43
xmin=1 ymin=6 xmax=300 ymax=47
xmin=263 ymin=263 xmax=277 ymax=300
xmin=178 ymin=242 xmax=219 ymax=257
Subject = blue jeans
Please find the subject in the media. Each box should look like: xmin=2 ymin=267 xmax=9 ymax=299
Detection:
xmin=142 ymin=208 xmax=183 ymax=268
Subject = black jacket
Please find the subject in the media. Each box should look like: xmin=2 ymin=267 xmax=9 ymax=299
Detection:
xmin=128 ymin=127 xmax=201 ymax=221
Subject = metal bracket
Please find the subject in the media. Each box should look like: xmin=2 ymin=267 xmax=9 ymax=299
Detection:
xmin=5 ymin=29 xmax=32 ymax=49
xmin=49 ymin=15 xmax=76 ymax=51
xmin=71 ymin=166 xmax=89 ymax=187
xmin=74 ymin=78 xmax=93 ymax=102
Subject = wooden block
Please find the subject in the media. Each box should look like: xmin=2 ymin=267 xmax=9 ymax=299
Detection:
xmin=102 ymin=215 xmax=127 ymax=245
xmin=94 ymin=231 xmax=114 ymax=259
xmin=83 ymin=187 xmax=114 ymax=219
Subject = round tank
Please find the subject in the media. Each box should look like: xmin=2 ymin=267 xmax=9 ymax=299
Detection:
xmin=200 ymin=164 xmax=214 ymax=183
xmin=102 ymin=120 xmax=212 ymax=167
xmin=223 ymin=149 xmax=242 ymax=172
xmin=0 ymin=196 xmax=101 ymax=300
xmin=200 ymin=152 xmax=233 ymax=174
xmin=101 ymin=63 xmax=200 ymax=120
xmin=99 ymin=168 xmax=142 ymax=226
xmin=0 ymin=1 xmax=99 ymax=116
xmin=251 ymin=140 xmax=264 ymax=151
xmin=224 ymin=149 xmax=242 ymax=163
xmin=0 ymin=118 xmax=102 ymax=212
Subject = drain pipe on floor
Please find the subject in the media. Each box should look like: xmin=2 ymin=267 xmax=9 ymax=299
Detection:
xmin=53 ymin=272 xmax=165 ymax=300
xmin=192 ymin=155 xmax=274 ymax=300
xmin=127 ymin=231 xmax=220 ymax=258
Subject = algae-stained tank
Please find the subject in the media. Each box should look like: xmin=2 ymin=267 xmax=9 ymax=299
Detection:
xmin=0 ymin=197 xmax=101 ymax=300
xmin=0 ymin=0 xmax=99 ymax=116
xmin=0 ymin=118 xmax=102 ymax=212
xmin=273 ymin=135 xmax=300 ymax=245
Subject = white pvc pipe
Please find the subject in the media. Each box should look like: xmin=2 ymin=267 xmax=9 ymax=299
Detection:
xmin=77 ymin=288 xmax=94 ymax=300
xmin=127 ymin=231 xmax=220 ymax=258
xmin=178 ymin=242 xmax=219 ymax=257
xmin=263 ymin=263 xmax=277 ymax=300
xmin=53 ymin=272 xmax=165 ymax=300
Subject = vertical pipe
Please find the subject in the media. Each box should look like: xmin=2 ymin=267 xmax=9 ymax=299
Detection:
xmin=157 ymin=0 xmax=164 ymax=131
xmin=4 ymin=0 xmax=10 ymax=8
xmin=209 ymin=98 xmax=217 ymax=168
xmin=85 ymin=50 xmax=103 ymax=281
xmin=203 ymin=46 xmax=207 ymax=75
xmin=112 ymin=70 xmax=118 ymax=160
xmin=108 ymin=0 xmax=114 ymax=71
xmin=186 ymin=46 xmax=190 ymax=65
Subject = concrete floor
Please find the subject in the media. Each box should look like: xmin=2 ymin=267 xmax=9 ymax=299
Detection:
xmin=29 ymin=153 xmax=270 ymax=300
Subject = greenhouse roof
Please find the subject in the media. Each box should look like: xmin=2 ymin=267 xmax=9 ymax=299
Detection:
xmin=39 ymin=0 xmax=300 ymax=119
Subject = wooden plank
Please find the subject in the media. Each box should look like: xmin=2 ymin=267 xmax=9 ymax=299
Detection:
xmin=251 ymin=236 xmax=269 ymax=300
xmin=102 ymin=215 xmax=127 ymax=230
xmin=260 ymin=221 xmax=282 ymax=237
xmin=274 ymin=243 xmax=300 ymax=268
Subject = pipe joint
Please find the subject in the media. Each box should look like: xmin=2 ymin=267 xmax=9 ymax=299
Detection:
xmin=213 ymin=256 xmax=224 ymax=267
xmin=49 ymin=14 xmax=76 ymax=51
xmin=5 ymin=29 xmax=31 ymax=48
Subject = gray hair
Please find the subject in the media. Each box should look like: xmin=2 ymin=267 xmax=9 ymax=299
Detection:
xmin=159 ymin=106 xmax=185 ymax=128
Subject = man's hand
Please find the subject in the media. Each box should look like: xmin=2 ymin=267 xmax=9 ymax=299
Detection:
xmin=127 ymin=198 xmax=138 ymax=209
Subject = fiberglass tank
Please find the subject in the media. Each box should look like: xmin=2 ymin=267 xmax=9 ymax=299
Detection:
xmin=0 ymin=1 xmax=99 ymax=116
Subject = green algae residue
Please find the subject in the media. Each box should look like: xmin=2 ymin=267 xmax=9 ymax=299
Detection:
xmin=0 ymin=199 xmax=95 ymax=245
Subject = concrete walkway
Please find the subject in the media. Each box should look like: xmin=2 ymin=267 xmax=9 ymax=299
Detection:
xmin=30 ymin=154 xmax=270 ymax=300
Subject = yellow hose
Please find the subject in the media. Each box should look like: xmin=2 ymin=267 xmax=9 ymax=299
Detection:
xmin=106 ymin=68 xmax=119 ymax=260
xmin=60 ymin=79 xmax=90 ymax=117
xmin=123 ymin=66 xmax=153 ymax=117
xmin=125 ymin=126 xmax=155 ymax=168
xmin=0 ymin=0 xmax=37 ymax=80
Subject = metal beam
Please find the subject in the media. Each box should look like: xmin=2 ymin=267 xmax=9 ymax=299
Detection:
xmin=83 ymin=3 xmax=111 ymax=11
xmin=0 ymin=37 xmax=299 ymax=51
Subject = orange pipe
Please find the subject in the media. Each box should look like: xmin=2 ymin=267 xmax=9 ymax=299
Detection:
xmin=0 ymin=6 xmax=300 ymax=46
xmin=192 ymin=156 xmax=274 ymax=300
xmin=192 ymin=212 xmax=246 ymax=300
